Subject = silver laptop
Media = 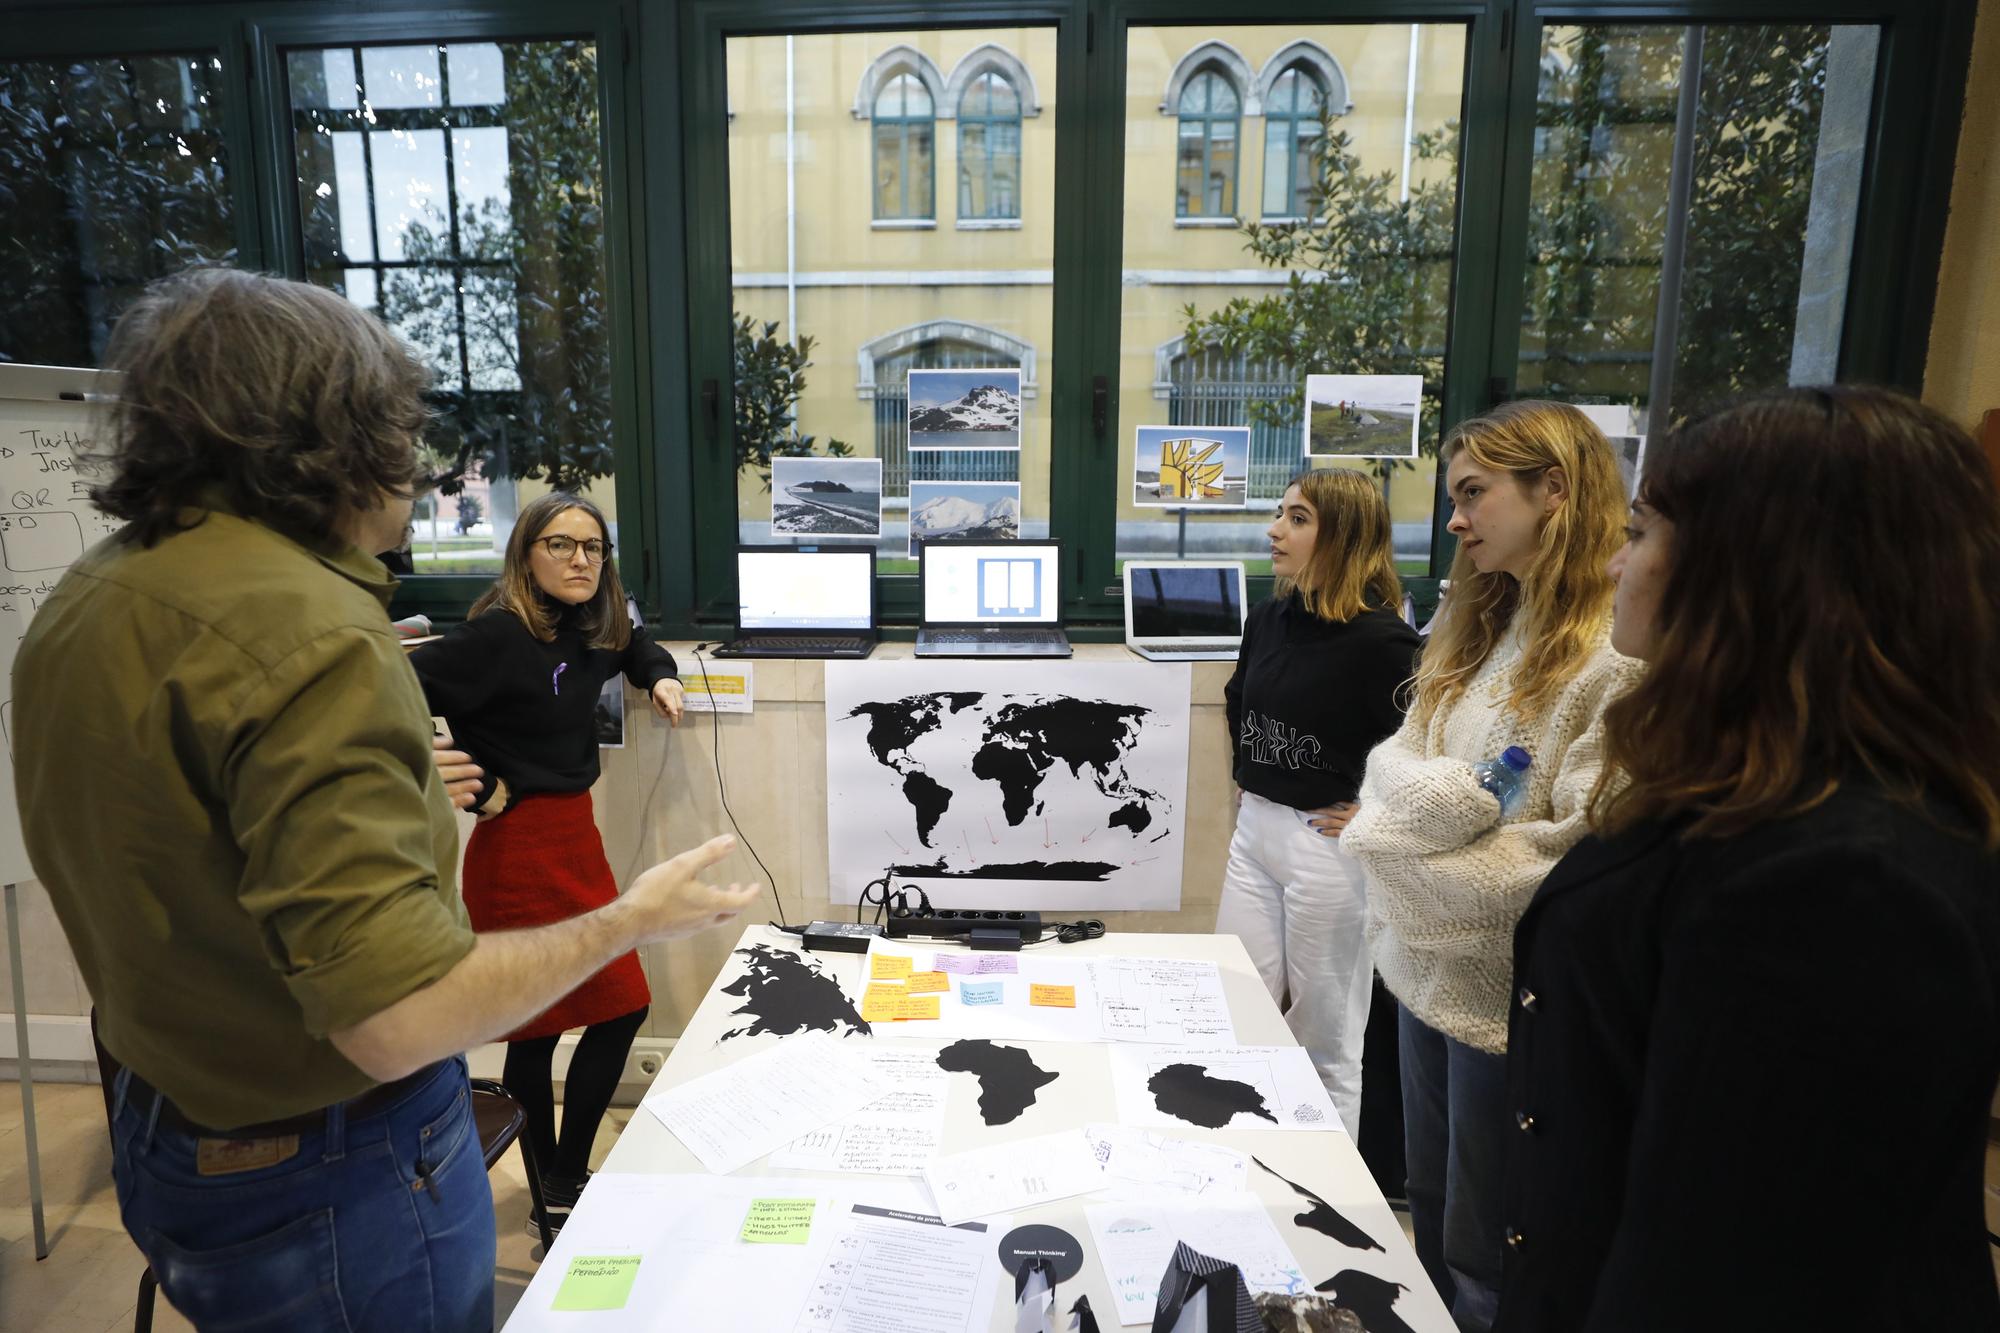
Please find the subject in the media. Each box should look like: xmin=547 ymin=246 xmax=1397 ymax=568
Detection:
xmin=914 ymin=539 xmax=1072 ymax=658
xmin=713 ymin=545 xmax=876 ymax=658
xmin=1123 ymin=561 xmax=1247 ymax=661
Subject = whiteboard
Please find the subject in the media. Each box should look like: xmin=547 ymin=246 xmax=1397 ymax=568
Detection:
xmin=0 ymin=363 xmax=121 ymax=885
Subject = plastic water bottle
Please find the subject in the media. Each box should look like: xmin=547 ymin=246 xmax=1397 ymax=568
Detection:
xmin=1473 ymin=746 xmax=1533 ymax=816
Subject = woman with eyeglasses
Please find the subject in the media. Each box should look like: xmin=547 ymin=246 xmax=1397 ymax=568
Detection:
xmin=411 ymin=491 xmax=685 ymax=1235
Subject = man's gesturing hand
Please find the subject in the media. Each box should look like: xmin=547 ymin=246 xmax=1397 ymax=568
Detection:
xmin=622 ymin=835 xmax=762 ymax=941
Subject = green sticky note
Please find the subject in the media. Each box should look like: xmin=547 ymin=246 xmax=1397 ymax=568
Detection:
xmin=740 ymin=1197 xmax=816 ymax=1244
xmin=551 ymin=1254 xmax=642 ymax=1311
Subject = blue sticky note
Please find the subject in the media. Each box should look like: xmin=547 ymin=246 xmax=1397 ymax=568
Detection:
xmin=960 ymin=980 xmax=1004 ymax=1006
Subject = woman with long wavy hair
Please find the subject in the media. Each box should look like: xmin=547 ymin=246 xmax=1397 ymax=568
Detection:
xmin=1342 ymin=400 xmax=1641 ymax=1332
xmin=411 ymin=492 xmax=685 ymax=1235
xmin=1496 ymin=387 xmax=2000 ymax=1331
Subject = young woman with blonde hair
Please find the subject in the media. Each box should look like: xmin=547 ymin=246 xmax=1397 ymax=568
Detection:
xmin=412 ymin=491 xmax=686 ymax=1233
xmin=1218 ymin=468 xmax=1421 ymax=1136
xmin=1342 ymin=401 xmax=1640 ymax=1332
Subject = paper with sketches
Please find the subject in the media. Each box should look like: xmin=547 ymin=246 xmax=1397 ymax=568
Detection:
xmin=1109 ymin=1045 xmax=1342 ymax=1133
xmin=1083 ymin=1123 xmax=1249 ymax=1198
xmin=769 ymin=1047 xmax=950 ymax=1176
xmin=1085 ymin=1193 xmax=1309 ymax=1325
xmin=922 ymin=1129 xmax=1107 ymax=1225
xmin=643 ymin=1032 xmax=893 ymax=1173
xmin=1087 ymin=956 xmax=1236 ymax=1045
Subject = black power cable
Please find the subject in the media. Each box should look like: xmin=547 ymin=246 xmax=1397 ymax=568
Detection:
xmin=689 ymin=645 xmax=787 ymax=928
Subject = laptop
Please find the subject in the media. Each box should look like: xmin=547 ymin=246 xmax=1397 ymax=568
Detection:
xmin=1123 ymin=561 xmax=1248 ymax=661
xmin=914 ymin=539 xmax=1072 ymax=658
xmin=713 ymin=544 xmax=877 ymax=659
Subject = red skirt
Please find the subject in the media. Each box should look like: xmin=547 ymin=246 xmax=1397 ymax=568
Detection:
xmin=463 ymin=789 xmax=651 ymax=1042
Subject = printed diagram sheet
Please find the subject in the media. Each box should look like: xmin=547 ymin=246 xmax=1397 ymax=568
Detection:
xmin=1109 ymin=1045 xmax=1342 ymax=1133
xmin=1084 ymin=1193 xmax=1309 ymax=1325
xmin=642 ymin=1032 xmax=893 ymax=1173
xmin=794 ymin=1201 xmax=1007 ymax=1333
xmin=768 ymin=1046 xmax=950 ymax=1176
xmin=1086 ymin=956 xmax=1236 ymax=1045
xmin=920 ymin=1128 xmax=1107 ymax=1225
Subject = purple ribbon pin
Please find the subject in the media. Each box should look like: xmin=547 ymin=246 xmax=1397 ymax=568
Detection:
xmin=552 ymin=662 xmax=568 ymax=695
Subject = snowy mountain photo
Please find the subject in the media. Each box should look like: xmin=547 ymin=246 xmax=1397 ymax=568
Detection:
xmin=908 ymin=368 xmax=1023 ymax=450
xmin=908 ymin=481 xmax=1021 ymax=551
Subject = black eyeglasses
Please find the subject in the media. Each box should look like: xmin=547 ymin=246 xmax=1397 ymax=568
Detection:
xmin=534 ymin=535 xmax=611 ymax=565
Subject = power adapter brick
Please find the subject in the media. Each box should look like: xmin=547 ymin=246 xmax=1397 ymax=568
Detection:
xmin=799 ymin=921 xmax=885 ymax=954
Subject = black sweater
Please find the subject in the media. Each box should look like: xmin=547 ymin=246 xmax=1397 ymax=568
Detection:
xmin=1223 ymin=594 xmax=1421 ymax=810
xmin=409 ymin=606 xmax=679 ymax=809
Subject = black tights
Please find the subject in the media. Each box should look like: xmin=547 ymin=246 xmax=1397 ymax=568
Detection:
xmin=502 ymin=1005 xmax=648 ymax=1183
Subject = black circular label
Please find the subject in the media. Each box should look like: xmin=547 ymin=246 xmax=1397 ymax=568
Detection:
xmin=995 ymin=1224 xmax=1084 ymax=1282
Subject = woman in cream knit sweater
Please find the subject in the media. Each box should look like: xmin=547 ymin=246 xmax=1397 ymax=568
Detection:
xmin=1342 ymin=401 xmax=1640 ymax=1333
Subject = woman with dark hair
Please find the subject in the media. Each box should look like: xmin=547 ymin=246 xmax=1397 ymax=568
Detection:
xmin=1495 ymin=386 xmax=2000 ymax=1331
xmin=1218 ymin=468 xmax=1420 ymax=1136
xmin=411 ymin=491 xmax=685 ymax=1234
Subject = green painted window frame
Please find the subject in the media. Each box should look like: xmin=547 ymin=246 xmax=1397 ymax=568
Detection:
xmin=872 ymin=71 xmax=938 ymax=221
xmin=1174 ymin=67 xmax=1242 ymax=217
xmin=958 ymin=70 xmax=1024 ymax=220
xmin=1 ymin=0 xmax=1979 ymax=639
xmin=1261 ymin=64 xmax=1326 ymax=219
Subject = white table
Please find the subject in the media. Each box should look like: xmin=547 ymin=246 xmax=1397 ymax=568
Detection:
xmin=504 ymin=925 xmax=1452 ymax=1331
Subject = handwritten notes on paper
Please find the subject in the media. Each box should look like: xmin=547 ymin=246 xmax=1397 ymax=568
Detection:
xmin=551 ymin=1255 xmax=643 ymax=1311
xmin=1029 ymin=983 xmax=1076 ymax=1008
xmin=869 ymin=954 xmax=913 ymax=981
xmin=959 ymin=981 xmax=1004 ymax=1006
xmin=1088 ymin=956 xmax=1236 ymax=1045
xmin=1085 ymin=1194 xmax=1308 ymax=1324
xmin=932 ymin=952 xmax=1020 ymax=975
xmin=921 ymin=1129 xmax=1106 ymax=1225
xmin=740 ymin=1198 xmax=816 ymax=1244
xmin=642 ymin=1032 xmax=892 ymax=1173
xmin=905 ymin=971 xmax=949 ymax=994
xmin=770 ymin=1048 xmax=951 ymax=1176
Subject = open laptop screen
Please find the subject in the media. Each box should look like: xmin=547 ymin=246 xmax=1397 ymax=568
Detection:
xmin=920 ymin=541 xmax=1060 ymax=625
xmin=737 ymin=547 xmax=874 ymax=631
xmin=1128 ymin=564 xmax=1245 ymax=638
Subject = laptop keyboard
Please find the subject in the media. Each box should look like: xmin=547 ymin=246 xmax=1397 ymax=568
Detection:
xmin=724 ymin=635 xmax=866 ymax=654
xmin=925 ymin=629 xmax=1067 ymax=645
xmin=1133 ymin=642 xmax=1235 ymax=656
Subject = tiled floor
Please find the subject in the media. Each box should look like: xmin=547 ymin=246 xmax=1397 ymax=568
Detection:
xmin=3 ymin=1079 xmax=1998 ymax=1330
xmin=0 ymin=1080 xmax=627 ymax=1332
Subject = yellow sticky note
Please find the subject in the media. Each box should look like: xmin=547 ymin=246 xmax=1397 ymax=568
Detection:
xmin=552 ymin=1255 xmax=642 ymax=1311
xmin=861 ymin=994 xmax=899 ymax=1022
xmin=905 ymin=971 xmax=949 ymax=994
xmin=891 ymin=995 xmax=942 ymax=1020
xmin=740 ymin=1198 xmax=816 ymax=1244
xmin=1029 ymin=983 xmax=1076 ymax=1008
xmin=863 ymin=983 xmax=906 ymax=1001
xmin=870 ymin=954 xmax=913 ymax=980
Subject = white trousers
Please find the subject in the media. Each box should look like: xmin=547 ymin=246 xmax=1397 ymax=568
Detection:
xmin=1214 ymin=790 xmax=1373 ymax=1137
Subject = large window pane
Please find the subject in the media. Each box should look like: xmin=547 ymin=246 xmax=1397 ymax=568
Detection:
xmin=1517 ymin=24 xmax=1878 ymax=445
xmin=1123 ymin=25 xmax=1465 ymax=574
xmin=728 ymin=30 xmax=1056 ymax=574
xmin=0 ymin=54 xmax=236 ymax=366
xmin=287 ymin=39 xmax=617 ymax=577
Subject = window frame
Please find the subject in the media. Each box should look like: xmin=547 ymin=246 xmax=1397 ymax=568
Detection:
xmin=1173 ymin=66 xmax=1244 ymax=218
xmin=871 ymin=69 xmax=939 ymax=221
xmin=957 ymin=69 xmax=1025 ymax=221
xmin=1260 ymin=64 xmax=1327 ymax=219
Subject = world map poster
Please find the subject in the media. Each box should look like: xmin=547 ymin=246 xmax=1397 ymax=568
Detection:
xmin=825 ymin=661 xmax=1191 ymax=911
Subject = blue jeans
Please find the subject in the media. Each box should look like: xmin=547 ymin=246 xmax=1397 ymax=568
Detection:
xmin=112 ymin=1056 xmax=495 ymax=1332
xmin=1399 ymin=1005 xmax=1509 ymax=1333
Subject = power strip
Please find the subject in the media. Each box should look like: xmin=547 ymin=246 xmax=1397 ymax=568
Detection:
xmin=884 ymin=909 xmax=1042 ymax=951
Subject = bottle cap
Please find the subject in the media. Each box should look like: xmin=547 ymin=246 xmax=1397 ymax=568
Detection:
xmin=1501 ymin=745 xmax=1532 ymax=771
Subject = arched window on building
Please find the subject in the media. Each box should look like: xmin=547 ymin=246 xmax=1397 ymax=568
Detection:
xmin=1262 ymin=65 xmax=1327 ymax=219
xmin=958 ymin=70 xmax=1021 ymax=221
xmin=872 ymin=71 xmax=935 ymax=220
xmin=1176 ymin=68 xmax=1241 ymax=218
xmin=862 ymin=322 xmax=1035 ymax=497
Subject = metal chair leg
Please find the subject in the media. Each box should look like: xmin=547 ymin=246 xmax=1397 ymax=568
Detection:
xmin=135 ymin=1266 xmax=157 ymax=1333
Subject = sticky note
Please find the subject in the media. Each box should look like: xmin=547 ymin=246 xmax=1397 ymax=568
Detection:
xmin=864 ymin=983 xmax=906 ymax=1002
xmin=552 ymin=1254 xmax=642 ymax=1311
xmin=934 ymin=953 xmax=1020 ymax=975
xmin=870 ymin=954 xmax=913 ymax=980
xmin=740 ymin=1198 xmax=816 ymax=1244
xmin=960 ymin=980 xmax=1004 ymax=1006
xmin=1029 ymin=983 xmax=1075 ymax=1008
xmin=861 ymin=994 xmax=900 ymax=1022
xmin=890 ymin=995 xmax=941 ymax=1020
xmin=905 ymin=971 xmax=949 ymax=993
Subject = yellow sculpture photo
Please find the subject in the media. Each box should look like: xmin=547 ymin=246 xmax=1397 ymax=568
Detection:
xmin=1159 ymin=436 xmax=1227 ymax=499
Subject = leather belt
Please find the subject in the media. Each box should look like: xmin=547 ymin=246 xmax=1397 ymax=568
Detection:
xmin=125 ymin=1061 xmax=448 ymax=1139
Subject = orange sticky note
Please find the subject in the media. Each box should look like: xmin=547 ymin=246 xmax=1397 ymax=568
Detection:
xmin=860 ymin=994 xmax=900 ymax=1022
xmin=1029 ymin=983 xmax=1075 ymax=1008
xmin=870 ymin=954 xmax=913 ymax=981
xmin=905 ymin=971 xmax=949 ymax=994
xmin=891 ymin=995 xmax=941 ymax=1020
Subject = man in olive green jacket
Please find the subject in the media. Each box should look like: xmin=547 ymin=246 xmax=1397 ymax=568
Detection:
xmin=12 ymin=269 xmax=758 ymax=1332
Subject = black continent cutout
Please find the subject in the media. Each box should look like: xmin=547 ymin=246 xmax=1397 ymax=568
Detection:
xmin=936 ymin=1039 xmax=1058 ymax=1126
xmin=1315 ymin=1269 xmax=1417 ymax=1333
xmin=716 ymin=943 xmax=871 ymax=1041
xmin=1146 ymin=1062 xmax=1278 ymax=1129
xmin=1252 ymin=1156 xmax=1385 ymax=1253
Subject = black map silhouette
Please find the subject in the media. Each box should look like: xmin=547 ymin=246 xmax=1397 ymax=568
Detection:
xmin=936 ymin=1039 xmax=1057 ymax=1125
xmin=1146 ymin=1062 xmax=1278 ymax=1129
xmin=1315 ymin=1269 xmax=1417 ymax=1333
xmin=844 ymin=692 xmax=1169 ymax=858
xmin=715 ymin=943 xmax=871 ymax=1041
xmin=1252 ymin=1156 xmax=1384 ymax=1253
